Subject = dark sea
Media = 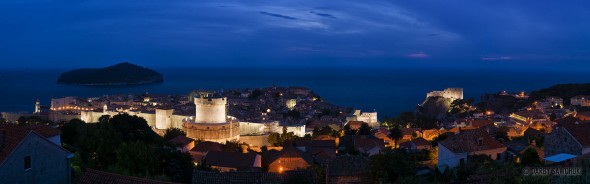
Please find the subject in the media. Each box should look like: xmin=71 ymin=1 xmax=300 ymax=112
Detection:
xmin=1 ymin=67 xmax=588 ymax=118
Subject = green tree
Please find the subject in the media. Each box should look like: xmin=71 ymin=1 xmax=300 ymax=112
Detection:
xmin=521 ymin=148 xmax=541 ymax=166
xmin=111 ymin=141 xmax=160 ymax=177
xmin=17 ymin=116 xmax=54 ymax=126
xmin=357 ymin=123 xmax=372 ymax=135
xmin=61 ymin=113 xmax=194 ymax=183
xmin=369 ymin=150 xmax=418 ymax=183
xmin=268 ymin=132 xmax=281 ymax=146
xmin=495 ymin=126 xmax=509 ymax=141
xmin=62 ymin=119 xmax=86 ymax=146
xmin=388 ymin=126 xmax=403 ymax=148
xmin=342 ymin=124 xmax=357 ymax=136
xmin=312 ymin=126 xmax=334 ymax=137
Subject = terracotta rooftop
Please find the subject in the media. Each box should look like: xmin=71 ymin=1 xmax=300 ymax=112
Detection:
xmin=25 ymin=124 xmax=62 ymax=138
xmin=266 ymin=147 xmax=313 ymax=164
xmin=411 ymin=137 xmax=431 ymax=146
xmin=401 ymin=128 xmax=421 ymax=136
xmin=353 ymin=135 xmax=384 ymax=151
xmin=439 ymin=129 xmax=506 ymax=153
xmin=203 ymin=151 xmax=259 ymax=169
xmin=168 ymin=135 xmax=194 ymax=147
xmin=77 ymin=169 xmax=178 ymax=184
xmin=0 ymin=125 xmax=30 ymax=165
xmin=347 ymin=121 xmax=364 ymax=130
xmin=0 ymin=124 xmax=66 ymax=165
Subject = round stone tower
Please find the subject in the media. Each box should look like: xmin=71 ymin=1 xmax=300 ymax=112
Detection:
xmin=183 ymin=92 xmax=239 ymax=143
xmin=194 ymin=93 xmax=227 ymax=123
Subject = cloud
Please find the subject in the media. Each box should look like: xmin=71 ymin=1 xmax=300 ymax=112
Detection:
xmin=407 ymin=52 xmax=429 ymax=58
xmin=259 ymin=11 xmax=297 ymax=20
xmin=310 ymin=11 xmax=336 ymax=19
xmin=481 ymin=56 xmax=512 ymax=61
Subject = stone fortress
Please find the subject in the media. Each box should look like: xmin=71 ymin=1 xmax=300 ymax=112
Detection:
xmin=80 ymin=91 xmax=306 ymax=144
xmin=426 ymin=88 xmax=463 ymax=100
xmin=15 ymin=86 xmax=381 ymax=146
xmin=182 ymin=92 xmax=240 ymax=143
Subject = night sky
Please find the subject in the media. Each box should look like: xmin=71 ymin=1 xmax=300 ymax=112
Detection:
xmin=1 ymin=0 xmax=589 ymax=70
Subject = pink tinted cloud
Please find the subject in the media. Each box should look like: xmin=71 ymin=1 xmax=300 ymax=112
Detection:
xmin=407 ymin=52 xmax=428 ymax=58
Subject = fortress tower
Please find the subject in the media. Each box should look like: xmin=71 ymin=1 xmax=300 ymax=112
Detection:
xmin=155 ymin=108 xmax=173 ymax=130
xmin=194 ymin=93 xmax=227 ymax=123
xmin=426 ymin=88 xmax=463 ymax=100
xmin=183 ymin=92 xmax=239 ymax=143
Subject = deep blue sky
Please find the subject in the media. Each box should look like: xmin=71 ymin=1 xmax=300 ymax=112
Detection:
xmin=1 ymin=0 xmax=589 ymax=70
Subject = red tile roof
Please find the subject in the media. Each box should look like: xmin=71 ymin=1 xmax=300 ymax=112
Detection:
xmin=401 ymin=128 xmax=421 ymax=136
xmin=347 ymin=121 xmax=364 ymax=130
xmin=266 ymin=147 xmax=313 ymax=165
xmin=353 ymin=135 xmax=384 ymax=152
xmin=439 ymin=129 xmax=506 ymax=153
xmin=411 ymin=137 xmax=431 ymax=146
xmin=26 ymin=124 xmax=61 ymax=138
xmin=191 ymin=141 xmax=223 ymax=153
xmin=77 ymin=169 xmax=178 ymax=184
xmin=0 ymin=124 xmax=30 ymax=165
xmin=168 ymin=135 xmax=194 ymax=147
xmin=0 ymin=124 xmax=66 ymax=165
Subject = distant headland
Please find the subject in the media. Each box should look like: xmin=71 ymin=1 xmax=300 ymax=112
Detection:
xmin=57 ymin=62 xmax=163 ymax=86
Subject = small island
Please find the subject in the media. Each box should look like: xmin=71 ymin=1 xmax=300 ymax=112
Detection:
xmin=57 ymin=62 xmax=163 ymax=86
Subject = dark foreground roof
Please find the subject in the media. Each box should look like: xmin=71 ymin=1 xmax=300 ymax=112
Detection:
xmin=193 ymin=170 xmax=315 ymax=184
xmin=0 ymin=124 xmax=65 ymax=165
xmin=77 ymin=169 xmax=178 ymax=184
xmin=204 ymin=151 xmax=259 ymax=169
xmin=168 ymin=135 xmax=194 ymax=147
xmin=327 ymin=155 xmax=369 ymax=177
